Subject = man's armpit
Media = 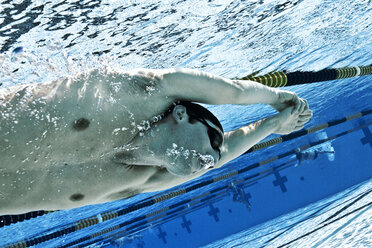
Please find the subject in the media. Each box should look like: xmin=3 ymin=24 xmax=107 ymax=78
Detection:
xmin=107 ymin=189 xmax=142 ymax=201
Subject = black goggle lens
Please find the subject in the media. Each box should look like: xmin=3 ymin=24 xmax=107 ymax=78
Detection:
xmin=199 ymin=118 xmax=223 ymax=160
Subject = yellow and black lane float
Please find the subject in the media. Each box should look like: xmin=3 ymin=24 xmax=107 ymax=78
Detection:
xmin=240 ymin=65 xmax=372 ymax=87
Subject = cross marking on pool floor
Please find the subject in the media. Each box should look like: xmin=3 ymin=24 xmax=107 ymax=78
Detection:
xmin=181 ymin=216 xmax=192 ymax=233
xmin=361 ymin=127 xmax=372 ymax=148
xmin=273 ymin=171 xmax=288 ymax=192
xmin=157 ymin=227 xmax=167 ymax=244
xmin=208 ymin=204 xmax=220 ymax=222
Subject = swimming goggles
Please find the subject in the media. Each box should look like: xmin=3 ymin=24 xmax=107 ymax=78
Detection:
xmin=195 ymin=117 xmax=223 ymax=160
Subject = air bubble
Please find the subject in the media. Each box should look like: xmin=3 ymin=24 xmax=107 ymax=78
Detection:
xmin=146 ymin=85 xmax=156 ymax=95
xmin=199 ymin=154 xmax=215 ymax=169
xmin=166 ymin=143 xmax=183 ymax=160
xmin=150 ymin=114 xmax=163 ymax=124
xmin=21 ymin=158 xmax=29 ymax=163
xmin=182 ymin=150 xmax=190 ymax=159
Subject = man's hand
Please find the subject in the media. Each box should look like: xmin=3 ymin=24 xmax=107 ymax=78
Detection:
xmin=271 ymin=106 xmax=313 ymax=135
xmin=270 ymin=90 xmax=309 ymax=114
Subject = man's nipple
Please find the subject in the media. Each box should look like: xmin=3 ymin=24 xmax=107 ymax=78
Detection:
xmin=73 ymin=118 xmax=90 ymax=131
xmin=69 ymin=193 xmax=85 ymax=201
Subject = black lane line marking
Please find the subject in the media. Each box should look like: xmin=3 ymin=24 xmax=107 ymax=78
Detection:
xmin=320 ymin=188 xmax=372 ymax=224
xmin=226 ymin=184 xmax=371 ymax=248
xmin=277 ymin=201 xmax=372 ymax=248
xmin=260 ymin=188 xmax=372 ymax=248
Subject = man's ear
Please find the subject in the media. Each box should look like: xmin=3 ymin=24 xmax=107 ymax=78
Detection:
xmin=172 ymin=105 xmax=188 ymax=123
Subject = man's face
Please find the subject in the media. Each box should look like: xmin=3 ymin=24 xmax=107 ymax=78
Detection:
xmin=163 ymin=120 xmax=221 ymax=176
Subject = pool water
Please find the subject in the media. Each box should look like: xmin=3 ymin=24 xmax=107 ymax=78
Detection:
xmin=0 ymin=0 xmax=371 ymax=247
xmin=203 ymin=179 xmax=372 ymax=248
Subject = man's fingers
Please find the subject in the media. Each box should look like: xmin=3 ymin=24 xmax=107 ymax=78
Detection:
xmin=304 ymin=99 xmax=309 ymax=110
xmin=296 ymin=108 xmax=312 ymax=125
xmin=292 ymin=96 xmax=307 ymax=114
xmin=299 ymin=114 xmax=312 ymax=120
xmin=300 ymin=99 xmax=309 ymax=113
xmin=292 ymin=95 xmax=301 ymax=114
xmin=297 ymin=99 xmax=304 ymax=113
xmin=298 ymin=113 xmax=312 ymax=121
xmin=291 ymin=96 xmax=309 ymax=114
xmin=297 ymin=118 xmax=310 ymax=125
xmin=298 ymin=98 xmax=309 ymax=114
xmin=294 ymin=125 xmax=305 ymax=132
xmin=299 ymin=109 xmax=313 ymax=116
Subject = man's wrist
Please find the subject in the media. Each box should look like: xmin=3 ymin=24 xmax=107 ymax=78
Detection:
xmin=266 ymin=88 xmax=279 ymax=105
xmin=263 ymin=115 xmax=279 ymax=134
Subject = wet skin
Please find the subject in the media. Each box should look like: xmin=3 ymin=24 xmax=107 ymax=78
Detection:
xmin=0 ymin=69 xmax=187 ymax=214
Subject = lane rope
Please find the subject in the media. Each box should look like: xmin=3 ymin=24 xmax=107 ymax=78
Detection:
xmin=239 ymin=65 xmax=372 ymax=87
xmin=247 ymin=109 xmax=372 ymax=153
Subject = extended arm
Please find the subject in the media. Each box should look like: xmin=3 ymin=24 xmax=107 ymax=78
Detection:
xmin=163 ymin=68 xmax=278 ymax=105
xmin=162 ymin=68 xmax=308 ymax=113
xmin=214 ymin=106 xmax=313 ymax=168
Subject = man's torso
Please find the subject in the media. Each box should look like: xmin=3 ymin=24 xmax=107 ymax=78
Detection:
xmin=0 ymin=68 xmax=178 ymax=214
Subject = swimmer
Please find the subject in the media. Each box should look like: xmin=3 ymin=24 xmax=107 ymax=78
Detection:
xmin=294 ymin=146 xmax=335 ymax=167
xmin=0 ymin=68 xmax=312 ymax=214
xmin=228 ymin=182 xmax=252 ymax=210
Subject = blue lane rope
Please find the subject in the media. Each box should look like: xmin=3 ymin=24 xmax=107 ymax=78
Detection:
xmin=246 ymin=109 xmax=372 ymax=153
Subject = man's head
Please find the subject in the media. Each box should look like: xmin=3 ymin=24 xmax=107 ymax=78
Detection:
xmin=117 ymin=101 xmax=224 ymax=176
xmin=157 ymin=101 xmax=224 ymax=176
